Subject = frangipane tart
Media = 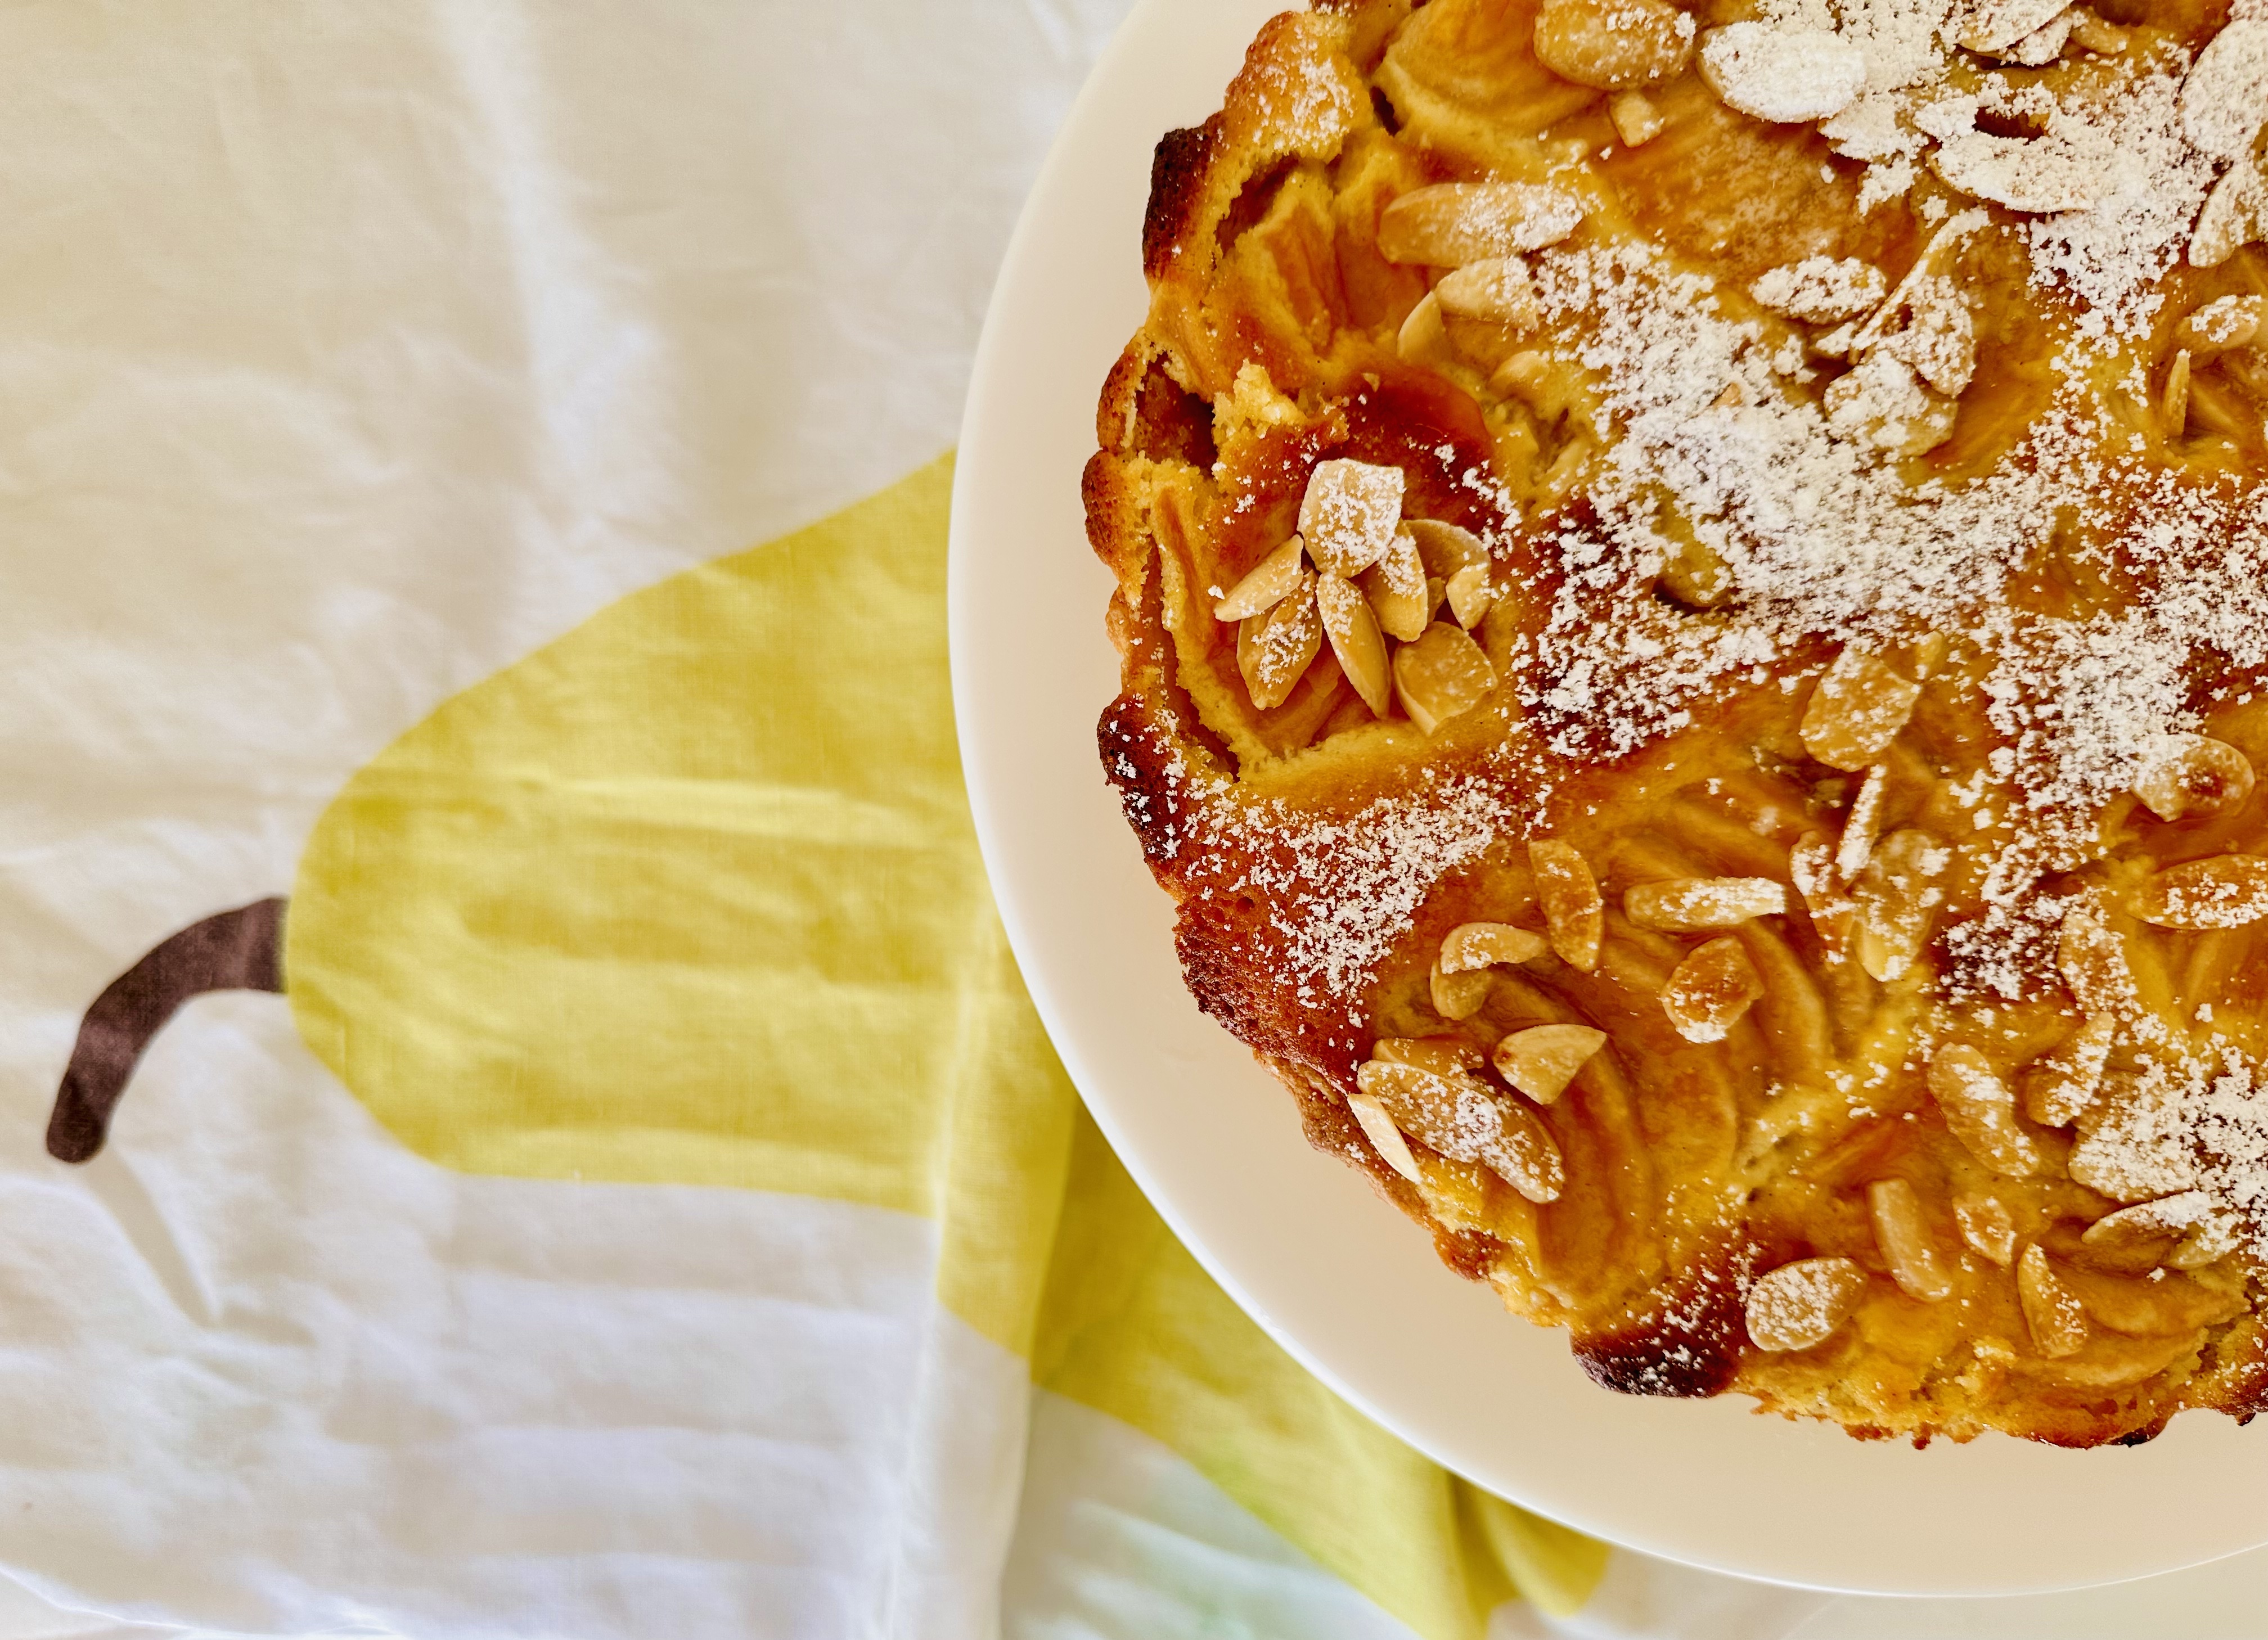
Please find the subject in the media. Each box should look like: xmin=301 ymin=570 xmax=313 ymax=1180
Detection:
xmin=1087 ymin=0 xmax=2268 ymax=1447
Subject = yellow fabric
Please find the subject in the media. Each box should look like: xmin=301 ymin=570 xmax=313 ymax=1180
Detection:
xmin=283 ymin=453 xmax=1606 ymax=1635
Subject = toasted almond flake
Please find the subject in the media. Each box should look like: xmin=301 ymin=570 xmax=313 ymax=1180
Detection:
xmin=1698 ymin=24 xmax=1865 ymax=124
xmin=1661 ymin=936 xmax=1764 ymax=1043
xmin=1492 ymin=1024 xmax=1606 ymax=1105
xmin=2056 ymin=891 xmax=2135 ymax=1017
xmin=1429 ymin=958 xmax=1495 ymax=1022
xmin=1750 ymin=256 xmax=1888 ymax=325
xmin=1436 ymin=259 xmax=1541 ymax=328
xmin=1398 ymin=289 xmax=1457 ymax=374
xmin=2132 ymin=734 xmax=2256 ymax=821
xmin=1955 ymin=1192 xmax=2019 ymax=1265
xmin=1346 ymin=1092 xmax=1424 ymax=1184
xmin=1444 ymin=563 xmax=1496 ymax=629
xmin=1377 ymin=183 xmax=1585 ymax=268
xmin=1837 ymin=764 xmax=1890 ymax=881
xmin=1440 ymin=921 xmax=1549 ymax=974
xmin=1372 ymin=1037 xmax=1484 ymax=1074
xmin=1608 ymin=90 xmax=1664 ymax=147
xmin=1801 ymin=647 xmax=1922 ymax=771
xmin=1354 ymin=1059 xmax=1564 ymax=1202
xmin=2081 ymin=1190 xmax=2216 ymax=1256
xmin=1213 ymin=536 xmax=1307 ymax=622
xmin=2067 ymin=8 xmax=2127 ymax=54
xmin=1930 ymin=1045 xmax=2044 ymax=1177
xmin=1530 ymin=840 xmax=1604 ymax=972
xmin=1360 ymin=525 xmax=1430 ymax=643
xmin=1239 ymin=571 xmax=1322 ymax=711
xmin=1299 ymin=459 xmax=1405 ymax=580
xmin=1869 ymin=1178 xmax=1956 ymax=1302
xmin=2181 ymin=19 xmax=2268 ymax=160
xmin=1932 ymin=130 xmax=2100 ymax=214
xmin=1823 ymin=354 xmax=1960 ymax=456
xmin=2067 ymin=1071 xmax=2190 ymax=1203
xmin=1961 ymin=0 xmax=2069 ymax=52
xmin=1316 ymin=573 xmax=1392 ymax=716
xmin=1403 ymin=517 xmax=1489 ymax=579
xmin=2170 ymin=1212 xmax=2244 ymax=1270
xmin=1623 ymin=876 xmax=1788 ymax=931
xmin=2127 ymin=854 xmax=2268 ymax=929
xmin=1532 ymin=0 xmax=1695 ymax=89
xmin=1880 ymin=281 xmax=1979 ymax=398
xmin=2020 ymin=1015 xmax=2114 ymax=1127
xmin=1999 ymin=9 xmax=2075 ymax=65
xmin=1746 ymin=1257 xmax=1869 ymax=1351
xmin=2018 ymin=1243 xmax=2089 ymax=1358
xmin=1393 ymin=621 xmax=1497 ymax=735
xmin=1851 ymin=829 xmax=1943 ymax=983
xmin=2176 ymin=295 xmax=2268 ymax=354
xmin=2190 ymin=159 xmax=2268 ymax=268
xmin=1789 ymin=831 xmax=1857 ymax=957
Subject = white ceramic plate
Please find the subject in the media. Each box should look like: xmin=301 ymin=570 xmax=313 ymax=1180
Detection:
xmin=947 ymin=0 xmax=2268 ymax=1596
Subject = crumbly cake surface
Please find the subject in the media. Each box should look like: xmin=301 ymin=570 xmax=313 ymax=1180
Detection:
xmin=1086 ymin=0 xmax=2268 ymax=1446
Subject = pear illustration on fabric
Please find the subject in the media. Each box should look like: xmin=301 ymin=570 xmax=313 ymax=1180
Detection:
xmin=47 ymin=456 xmax=980 ymax=1210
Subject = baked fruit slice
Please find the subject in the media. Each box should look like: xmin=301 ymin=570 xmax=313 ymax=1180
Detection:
xmin=1087 ymin=0 xmax=2268 ymax=1446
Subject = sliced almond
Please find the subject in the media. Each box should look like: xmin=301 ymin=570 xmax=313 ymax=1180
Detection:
xmin=1851 ymin=828 xmax=1945 ymax=984
xmin=1745 ymin=1257 xmax=1869 ymax=1352
xmin=1346 ymin=1092 xmax=1424 ymax=1185
xmin=2020 ymin=1015 xmax=2113 ymax=1128
xmin=1213 ymin=536 xmax=1307 ymax=623
xmin=1608 ymin=90 xmax=1665 ymax=147
xmin=1880 ymin=281 xmax=1978 ymax=399
xmin=1398 ymin=289 xmax=1457 ymax=374
xmin=2161 ymin=346 xmax=2192 ymax=436
xmin=1623 ymin=877 xmax=1788 ymax=931
xmin=1492 ymin=1024 xmax=1606 ymax=1105
xmin=2056 ymin=890 xmax=2135 ymax=1016
xmin=2170 ymin=1211 xmax=2245 ymax=1270
xmin=1789 ymin=831 xmax=1857 ymax=958
xmin=1299 ymin=459 xmax=1406 ymax=580
xmin=2192 ymin=158 xmax=2268 ymax=269
xmin=2067 ymin=8 xmax=2127 ymax=53
xmin=2180 ymin=19 xmax=2268 ymax=160
xmin=2132 ymin=734 xmax=2256 ymax=821
xmin=1960 ymin=0 xmax=2068 ymax=53
xmin=2126 ymin=854 xmax=2268 ymax=930
xmin=1749 ymin=256 xmax=1888 ymax=325
xmin=1532 ymin=0 xmax=1695 ymax=89
xmin=1929 ymin=1044 xmax=2043 ymax=1177
xmin=1836 ymin=764 xmax=1891 ymax=881
xmin=2018 ymin=1243 xmax=2089 ymax=1358
xmin=1530 ymin=840 xmax=1604 ymax=972
xmin=1403 ymin=517 xmax=1490 ymax=579
xmin=1436 ymin=258 xmax=1541 ymax=328
xmin=1359 ymin=525 xmax=1430 ymax=643
xmin=1440 ymin=921 xmax=1549 ymax=974
xmin=1823 ymin=354 xmax=1959 ymax=457
xmin=1377 ymin=183 xmax=1585 ymax=267
xmin=1661 ymin=935 xmax=1765 ymax=1044
xmin=2176 ymin=295 xmax=2268 ymax=355
xmin=1371 ymin=1037 xmax=1484 ymax=1074
xmin=1430 ymin=958 xmax=1495 ymax=1021
xmin=1955 ymin=1192 xmax=2018 ymax=1266
xmin=1801 ymin=647 xmax=1921 ymax=771
xmin=1699 ymin=24 xmax=1866 ymax=124
xmin=2081 ymin=1190 xmax=2217 ymax=1258
xmin=1869 ymin=1178 xmax=1955 ymax=1302
xmin=1354 ymin=1059 xmax=1564 ymax=1203
xmin=1315 ymin=573 xmax=1392 ymax=716
xmin=1444 ymin=563 xmax=1496 ymax=630
xmin=1238 ymin=571 xmax=1322 ymax=710
xmin=1393 ymin=621 xmax=1498 ymax=735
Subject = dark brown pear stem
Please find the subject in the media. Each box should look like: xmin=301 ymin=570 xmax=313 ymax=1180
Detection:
xmin=48 ymin=898 xmax=287 ymax=1163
